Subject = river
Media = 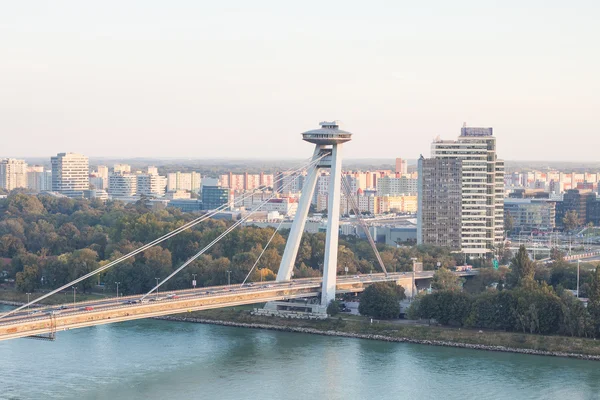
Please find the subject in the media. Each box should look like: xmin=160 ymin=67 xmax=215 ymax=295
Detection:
xmin=1 ymin=306 xmax=599 ymax=400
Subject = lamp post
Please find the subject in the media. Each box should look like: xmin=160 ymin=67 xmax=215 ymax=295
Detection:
xmin=155 ymin=278 xmax=160 ymax=299
xmin=192 ymin=274 xmax=197 ymax=289
xmin=227 ymin=270 xmax=232 ymax=287
xmin=26 ymin=293 xmax=30 ymax=310
xmin=115 ymin=282 xmax=120 ymax=298
xmin=72 ymin=286 xmax=77 ymax=308
xmin=577 ymin=259 xmax=580 ymax=299
xmin=259 ymin=267 xmax=263 ymax=283
xmin=411 ymin=258 xmax=418 ymax=299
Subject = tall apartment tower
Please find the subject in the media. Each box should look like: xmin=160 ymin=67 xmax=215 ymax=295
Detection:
xmin=0 ymin=159 xmax=28 ymax=190
xmin=395 ymin=157 xmax=408 ymax=175
xmin=417 ymin=126 xmax=504 ymax=258
xmin=51 ymin=153 xmax=89 ymax=197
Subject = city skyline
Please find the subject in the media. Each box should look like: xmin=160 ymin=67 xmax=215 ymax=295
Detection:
xmin=2 ymin=2 xmax=599 ymax=160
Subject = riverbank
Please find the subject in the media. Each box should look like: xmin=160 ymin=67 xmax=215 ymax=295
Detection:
xmin=155 ymin=308 xmax=600 ymax=361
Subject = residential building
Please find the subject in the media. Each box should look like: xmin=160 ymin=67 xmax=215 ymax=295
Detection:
xmin=166 ymin=171 xmax=202 ymax=192
xmin=0 ymin=159 xmax=28 ymax=191
xmin=108 ymin=174 xmax=137 ymax=198
xmin=113 ymin=164 xmax=131 ymax=175
xmin=376 ymin=175 xmax=418 ymax=196
xmin=418 ymin=126 xmax=504 ymax=257
xmin=556 ymin=189 xmax=596 ymax=228
xmin=136 ymin=174 xmax=167 ymax=197
xmin=50 ymin=153 xmax=89 ymax=197
xmin=27 ymin=166 xmax=52 ymax=192
xmin=395 ymin=158 xmax=408 ymax=175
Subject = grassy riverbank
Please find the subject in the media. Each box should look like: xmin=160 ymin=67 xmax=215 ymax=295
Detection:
xmin=181 ymin=306 xmax=600 ymax=358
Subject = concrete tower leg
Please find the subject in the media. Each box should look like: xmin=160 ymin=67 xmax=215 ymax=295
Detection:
xmin=275 ymin=145 xmax=323 ymax=282
xmin=321 ymin=143 xmax=343 ymax=307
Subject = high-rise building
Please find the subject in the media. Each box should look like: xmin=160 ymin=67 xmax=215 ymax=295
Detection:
xmin=395 ymin=158 xmax=408 ymax=175
xmin=108 ymin=174 xmax=137 ymax=198
xmin=136 ymin=174 xmax=167 ymax=197
xmin=418 ymin=126 xmax=504 ymax=257
xmin=0 ymin=159 xmax=28 ymax=191
xmin=50 ymin=153 xmax=89 ymax=197
xmin=27 ymin=166 xmax=52 ymax=192
xmin=166 ymin=171 xmax=202 ymax=192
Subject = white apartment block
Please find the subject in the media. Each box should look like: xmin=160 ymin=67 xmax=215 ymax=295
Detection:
xmin=108 ymin=174 xmax=137 ymax=197
xmin=51 ymin=153 xmax=89 ymax=197
xmin=0 ymin=159 xmax=28 ymax=191
xmin=167 ymin=172 xmax=201 ymax=192
xmin=419 ymin=126 xmax=504 ymax=257
xmin=136 ymin=174 xmax=167 ymax=197
xmin=27 ymin=166 xmax=52 ymax=192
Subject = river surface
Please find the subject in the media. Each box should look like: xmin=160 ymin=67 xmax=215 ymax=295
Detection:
xmin=1 ymin=306 xmax=600 ymax=400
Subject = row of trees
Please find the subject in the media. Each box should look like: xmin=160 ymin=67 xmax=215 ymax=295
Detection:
xmin=0 ymin=192 xmax=462 ymax=296
xmin=408 ymin=246 xmax=600 ymax=338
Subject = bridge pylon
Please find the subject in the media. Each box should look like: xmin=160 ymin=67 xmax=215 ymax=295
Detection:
xmin=275 ymin=121 xmax=352 ymax=310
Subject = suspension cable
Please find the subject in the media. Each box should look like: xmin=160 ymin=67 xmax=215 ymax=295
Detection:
xmin=341 ymin=174 xmax=388 ymax=276
xmin=239 ymin=210 xmax=286 ymax=287
xmin=140 ymin=158 xmax=322 ymax=299
xmin=0 ymin=155 xmax=323 ymax=319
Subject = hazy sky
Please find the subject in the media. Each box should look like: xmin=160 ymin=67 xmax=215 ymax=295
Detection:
xmin=1 ymin=1 xmax=599 ymax=161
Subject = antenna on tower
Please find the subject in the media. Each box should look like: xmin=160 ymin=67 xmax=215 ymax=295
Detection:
xmin=463 ymin=122 xmax=467 ymax=128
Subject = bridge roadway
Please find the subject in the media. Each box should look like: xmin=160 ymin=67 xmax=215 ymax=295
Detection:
xmin=0 ymin=271 xmax=476 ymax=341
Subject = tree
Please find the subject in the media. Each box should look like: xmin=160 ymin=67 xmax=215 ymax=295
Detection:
xmin=431 ymin=267 xmax=462 ymax=291
xmin=16 ymin=265 xmax=41 ymax=292
xmin=563 ymin=210 xmax=579 ymax=232
xmin=508 ymin=245 xmax=535 ymax=287
xmin=327 ymin=300 xmax=340 ymax=316
xmin=67 ymin=248 xmax=100 ymax=293
xmin=358 ymin=282 xmax=405 ymax=319
xmin=504 ymin=211 xmax=514 ymax=234
xmin=588 ymin=267 xmax=600 ymax=337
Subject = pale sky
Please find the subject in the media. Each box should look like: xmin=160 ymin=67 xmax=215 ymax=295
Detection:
xmin=1 ymin=1 xmax=599 ymax=161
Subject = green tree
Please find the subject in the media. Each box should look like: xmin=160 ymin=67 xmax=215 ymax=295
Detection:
xmin=588 ymin=267 xmax=600 ymax=337
xmin=431 ymin=267 xmax=462 ymax=291
xmin=15 ymin=265 xmax=41 ymax=293
xmin=358 ymin=282 xmax=405 ymax=319
xmin=67 ymin=248 xmax=100 ymax=293
xmin=326 ymin=300 xmax=340 ymax=316
xmin=563 ymin=210 xmax=579 ymax=232
xmin=508 ymin=245 xmax=535 ymax=287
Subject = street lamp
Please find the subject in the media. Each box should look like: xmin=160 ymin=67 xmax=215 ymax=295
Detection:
xmin=26 ymin=293 xmax=31 ymax=310
xmin=577 ymin=259 xmax=580 ymax=299
xmin=115 ymin=282 xmax=121 ymax=298
xmin=258 ymin=267 xmax=263 ymax=283
xmin=411 ymin=258 xmax=418 ymax=299
xmin=155 ymin=278 xmax=160 ymax=299
xmin=227 ymin=270 xmax=232 ymax=287
xmin=72 ymin=286 xmax=77 ymax=308
xmin=192 ymin=274 xmax=197 ymax=289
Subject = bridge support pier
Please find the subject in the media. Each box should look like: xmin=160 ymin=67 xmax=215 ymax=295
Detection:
xmin=273 ymin=121 xmax=351 ymax=314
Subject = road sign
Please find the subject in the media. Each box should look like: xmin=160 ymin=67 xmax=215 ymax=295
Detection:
xmin=192 ymin=280 xmax=197 ymax=287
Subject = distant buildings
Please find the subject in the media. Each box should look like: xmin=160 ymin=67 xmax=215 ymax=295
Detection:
xmin=51 ymin=153 xmax=89 ymax=198
xmin=108 ymin=174 xmax=137 ymax=197
xmin=136 ymin=173 xmax=167 ymax=197
xmin=202 ymin=186 xmax=232 ymax=210
xmin=166 ymin=171 xmax=201 ymax=193
xmin=0 ymin=159 xmax=28 ymax=191
xmin=504 ymin=199 xmax=556 ymax=234
xmin=27 ymin=165 xmax=52 ymax=192
xmin=376 ymin=175 xmax=417 ymax=196
xmin=418 ymin=126 xmax=504 ymax=257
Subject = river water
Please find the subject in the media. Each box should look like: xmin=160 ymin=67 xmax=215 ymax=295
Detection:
xmin=1 ymin=306 xmax=600 ymax=400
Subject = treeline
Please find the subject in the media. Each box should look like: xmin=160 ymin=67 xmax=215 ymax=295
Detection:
xmin=0 ymin=192 xmax=460 ymax=296
xmin=409 ymin=247 xmax=600 ymax=338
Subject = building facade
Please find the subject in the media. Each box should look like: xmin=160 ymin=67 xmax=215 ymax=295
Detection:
xmin=418 ymin=126 xmax=504 ymax=257
xmin=50 ymin=153 xmax=89 ymax=197
xmin=108 ymin=174 xmax=137 ymax=198
xmin=0 ymin=159 xmax=28 ymax=191
xmin=202 ymin=186 xmax=232 ymax=210
xmin=504 ymin=199 xmax=556 ymax=234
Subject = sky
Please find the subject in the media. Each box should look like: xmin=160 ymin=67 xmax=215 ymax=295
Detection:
xmin=1 ymin=0 xmax=599 ymax=161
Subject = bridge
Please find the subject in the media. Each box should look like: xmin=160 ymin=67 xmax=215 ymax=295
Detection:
xmin=0 ymin=271 xmax=477 ymax=341
xmin=0 ymin=121 xmax=475 ymax=341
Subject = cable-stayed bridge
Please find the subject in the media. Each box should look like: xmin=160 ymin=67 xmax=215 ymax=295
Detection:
xmin=0 ymin=121 xmax=476 ymax=341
